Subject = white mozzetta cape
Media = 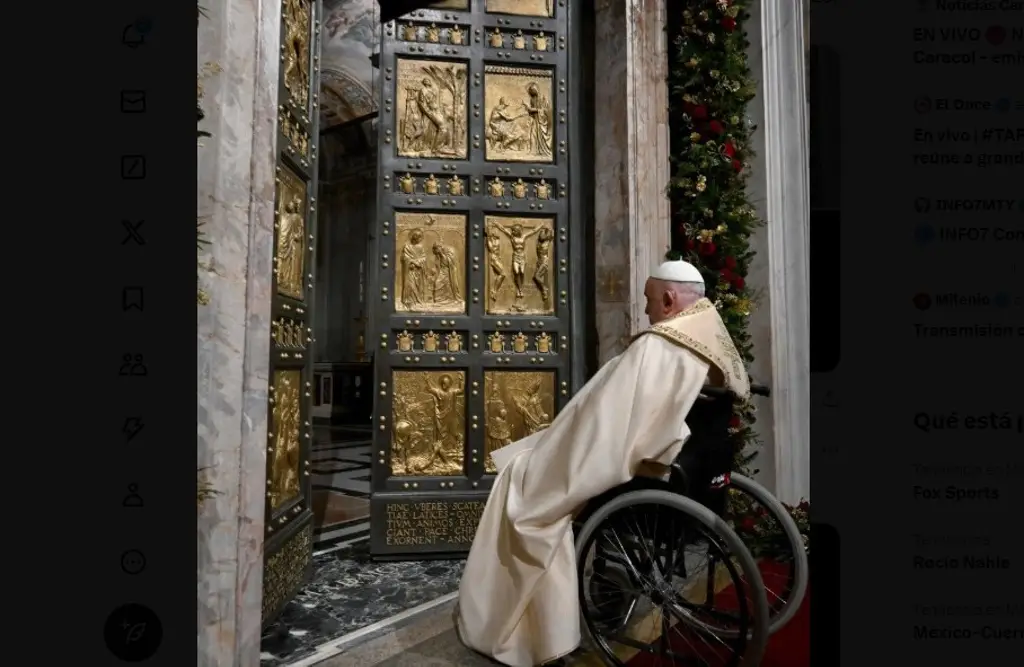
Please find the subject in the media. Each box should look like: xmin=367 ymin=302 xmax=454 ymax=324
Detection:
xmin=456 ymin=299 xmax=749 ymax=666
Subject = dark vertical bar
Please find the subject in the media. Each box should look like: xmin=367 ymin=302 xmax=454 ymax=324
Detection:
xmin=809 ymin=45 xmax=841 ymax=373
xmin=576 ymin=0 xmax=597 ymax=381
xmin=810 ymin=522 xmax=840 ymax=665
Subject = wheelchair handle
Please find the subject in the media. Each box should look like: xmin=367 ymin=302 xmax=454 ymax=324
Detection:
xmin=700 ymin=382 xmax=771 ymax=398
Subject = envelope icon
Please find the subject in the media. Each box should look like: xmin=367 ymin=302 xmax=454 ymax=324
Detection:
xmin=121 ymin=90 xmax=147 ymax=113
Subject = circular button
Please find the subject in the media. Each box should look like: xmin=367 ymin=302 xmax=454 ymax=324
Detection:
xmin=120 ymin=549 xmax=147 ymax=575
xmin=104 ymin=603 xmax=162 ymax=661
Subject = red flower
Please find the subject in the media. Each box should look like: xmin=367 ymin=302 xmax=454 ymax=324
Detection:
xmin=708 ymin=120 xmax=724 ymax=135
xmin=729 ymin=415 xmax=741 ymax=428
xmin=692 ymin=105 xmax=708 ymax=120
xmin=723 ymin=141 xmax=736 ymax=157
xmin=721 ymin=17 xmax=737 ymax=32
xmin=798 ymin=500 xmax=810 ymax=511
xmin=733 ymin=276 xmax=745 ymax=290
xmin=731 ymin=159 xmax=743 ymax=172
xmin=724 ymin=256 xmax=737 ymax=270
xmin=740 ymin=516 xmax=756 ymax=531
xmin=682 ymin=101 xmax=696 ymax=115
xmin=685 ymin=238 xmax=696 ymax=251
xmin=698 ymin=241 xmax=716 ymax=256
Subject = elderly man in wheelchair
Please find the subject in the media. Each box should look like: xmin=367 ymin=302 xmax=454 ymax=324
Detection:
xmin=456 ymin=260 xmax=807 ymax=667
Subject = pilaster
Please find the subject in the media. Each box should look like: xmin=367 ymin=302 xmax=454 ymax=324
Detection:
xmin=196 ymin=0 xmax=281 ymax=662
xmin=760 ymin=0 xmax=811 ymax=504
xmin=592 ymin=0 xmax=672 ymax=365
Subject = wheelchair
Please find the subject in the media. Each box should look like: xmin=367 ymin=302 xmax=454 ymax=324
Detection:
xmin=572 ymin=383 xmax=808 ymax=667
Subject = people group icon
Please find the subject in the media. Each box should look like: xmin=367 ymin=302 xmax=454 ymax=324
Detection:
xmin=119 ymin=354 xmax=148 ymax=376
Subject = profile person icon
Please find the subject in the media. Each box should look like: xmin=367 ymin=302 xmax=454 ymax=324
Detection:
xmin=119 ymin=354 xmax=148 ymax=377
xmin=122 ymin=483 xmax=144 ymax=508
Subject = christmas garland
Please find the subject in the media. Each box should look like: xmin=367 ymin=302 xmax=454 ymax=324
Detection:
xmin=666 ymin=0 xmax=809 ymax=554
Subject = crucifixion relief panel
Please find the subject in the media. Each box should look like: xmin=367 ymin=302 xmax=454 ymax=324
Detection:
xmin=370 ymin=0 xmax=582 ymax=558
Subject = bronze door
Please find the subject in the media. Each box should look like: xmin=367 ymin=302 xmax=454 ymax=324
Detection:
xmin=261 ymin=0 xmax=323 ymax=627
xmin=371 ymin=0 xmax=584 ymax=559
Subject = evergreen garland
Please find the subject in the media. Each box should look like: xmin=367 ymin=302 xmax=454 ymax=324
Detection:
xmin=666 ymin=0 xmax=762 ymax=475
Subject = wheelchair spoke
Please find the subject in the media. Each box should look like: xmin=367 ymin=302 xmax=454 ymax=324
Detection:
xmin=601 ymin=526 xmax=652 ymax=588
xmin=578 ymin=498 xmax=754 ymax=667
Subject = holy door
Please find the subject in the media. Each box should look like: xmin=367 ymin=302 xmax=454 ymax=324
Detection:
xmin=261 ymin=0 xmax=323 ymax=626
xmin=371 ymin=0 xmax=584 ymax=558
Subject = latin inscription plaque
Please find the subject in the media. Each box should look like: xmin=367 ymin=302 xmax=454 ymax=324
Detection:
xmin=372 ymin=495 xmax=485 ymax=555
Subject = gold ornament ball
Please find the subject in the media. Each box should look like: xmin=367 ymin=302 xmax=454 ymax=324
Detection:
xmin=690 ymin=132 xmax=701 ymax=142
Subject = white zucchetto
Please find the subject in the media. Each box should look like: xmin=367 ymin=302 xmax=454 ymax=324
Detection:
xmin=650 ymin=259 xmax=704 ymax=284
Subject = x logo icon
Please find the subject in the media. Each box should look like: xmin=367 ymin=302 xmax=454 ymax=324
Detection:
xmin=122 ymin=220 xmax=145 ymax=245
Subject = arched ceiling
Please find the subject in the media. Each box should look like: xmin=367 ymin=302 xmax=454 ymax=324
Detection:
xmin=320 ymin=0 xmax=380 ymax=127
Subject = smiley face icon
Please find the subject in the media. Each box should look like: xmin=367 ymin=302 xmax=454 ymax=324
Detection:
xmin=120 ymin=549 xmax=147 ymax=575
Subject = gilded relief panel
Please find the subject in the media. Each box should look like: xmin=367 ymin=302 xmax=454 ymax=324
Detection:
xmin=484 ymin=66 xmax=554 ymax=162
xmin=391 ymin=370 xmax=467 ymax=476
xmin=261 ymin=523 xmax=312 ymax=621
xmin=396 ymin=59 xmax=468 ymax=159
xmin=483 ymin=371 xmax=555 ymax=472
xmin=275 ymin=167 xmax=308 ymax=300
xmin=484 ymin=215 xmax=554 ymax=315
xmin=269 ymin=370 xmax=303 ymax=510
xmin=486 ymin=0 xmax=554 ymax=17
xmin=271 ymin=317 xmax=308 ymax=351
xmin=395 ymin=212 xmax=467 ymax=314
xmin=429 ymin=0 xmax=469 ymax=8
xmin=279 ymin=110 xmax=309 ymax=161
xmin=282 ymin=0 xmax=312 ymax=113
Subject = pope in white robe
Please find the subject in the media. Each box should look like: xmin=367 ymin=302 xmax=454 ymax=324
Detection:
xmin=455 ymin=260 xmax=751 ymax=666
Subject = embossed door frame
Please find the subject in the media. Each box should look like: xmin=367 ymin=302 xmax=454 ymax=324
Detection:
xmin=261 ymin=0 xmax=323 ymax=628
xmin=369 ymin=0 xmax=587 ymax=560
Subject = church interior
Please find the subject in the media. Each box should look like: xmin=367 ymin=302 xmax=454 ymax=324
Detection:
xmin=197 ymin=0 xmax=813 ymax=665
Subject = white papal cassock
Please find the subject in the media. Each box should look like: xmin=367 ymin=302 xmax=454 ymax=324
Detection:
xmin=455 ymin=298 xmax=750 ymax=666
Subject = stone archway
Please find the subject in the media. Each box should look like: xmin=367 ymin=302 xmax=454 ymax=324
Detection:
xmin=321 ymin=68 xmax=375 ymax=126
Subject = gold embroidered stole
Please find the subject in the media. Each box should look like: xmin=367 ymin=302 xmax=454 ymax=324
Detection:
xmin=633 ymin=298 xmax=751 ymax=399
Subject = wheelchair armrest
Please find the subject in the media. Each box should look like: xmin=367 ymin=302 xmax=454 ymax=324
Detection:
xmin=669 ymin=462 xmax=691 ymax=494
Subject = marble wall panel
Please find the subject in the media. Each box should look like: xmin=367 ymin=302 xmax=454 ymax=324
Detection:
xmin=197 ymin=0 xmax=281 ymax=663
xmin=593 ymin=0 xmax=631 ymax=364
xmin=592 ymin=0 xmax=671 ymax=365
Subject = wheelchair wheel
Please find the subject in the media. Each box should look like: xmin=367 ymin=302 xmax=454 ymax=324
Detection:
xmin=575 ymin=489 xmax=769 ymax=667
xmin=719 ymin=473 xmax=809 ymax=636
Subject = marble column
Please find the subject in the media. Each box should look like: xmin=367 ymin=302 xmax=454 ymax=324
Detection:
xmin=197 ymin=0 xmax=281 ymax=663
xmin=759 ymin=0 xmax=811 ymax=504
xmin=593 ymin=0 xmax=672 ymax=364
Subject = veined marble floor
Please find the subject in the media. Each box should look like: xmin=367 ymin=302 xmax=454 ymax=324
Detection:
xmin=260 ymin=424 xmax=467 ymax=666
xmin=259 ymin=540 xmax=466 ymax=665
xmin=311 ymin=425 xmax=372 ymax=548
